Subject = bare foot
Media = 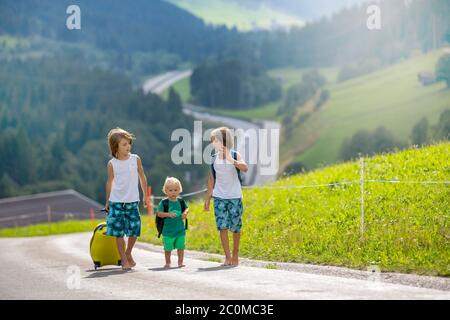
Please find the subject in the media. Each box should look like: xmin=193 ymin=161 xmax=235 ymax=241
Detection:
xmin=221 ymin=258 xmax=232 ymax=266
xmin=126 ymin=253 xmax=136 ymax=267
xmin=178 ymin=263 xmax=186 ymax=268
xmin=164 ymin=264 xmax=171 ymax=269
xmin=121 ymin=258 xmax=132 ymax=270
xmin=231 ymin=257 xmax=239 ymax=266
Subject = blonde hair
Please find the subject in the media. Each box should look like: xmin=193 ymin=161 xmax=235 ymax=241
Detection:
xmin=162 ymin=176 xmax=183 ymax=195
xmin=210 ymin=127 xmax=234 ymax=148
xmin=107 ymin=127 xmax=135 ymax=158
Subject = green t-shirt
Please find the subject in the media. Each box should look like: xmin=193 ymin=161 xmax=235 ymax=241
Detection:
xmin=157 ymin=198 xmax=187 ymax=237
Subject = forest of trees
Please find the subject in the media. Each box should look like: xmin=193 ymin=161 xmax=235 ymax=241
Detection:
xmin=279 ymin=70 xmax=328 ymax=140
xmin=340 ymin=126 xmax=406 ymax=161
xmin=0 ymin=0 xmax=242 ymax=63
xmin=0 ymin=0 xmax=243 ymax=81
xmin=2 ymin=0 xmax=449 ymax=75
xmin=280 ymin=70 xmax=326 ymax=116
xmin=0 ymin=58 xmax=207 ymax=202
xmin=190 ymin=58 xmax=282 ymax=109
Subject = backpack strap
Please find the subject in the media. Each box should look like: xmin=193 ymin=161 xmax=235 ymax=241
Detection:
xmin=230 ymin=149 xmax=243 ymax=185
xmin=178 ymin=198 xmax=188 ymax=230
xmin=210 ymin=150 xmax=243 ymax=185
xmin=162 ymin=198 xmax=169 ymax=212
xmin=211 ymin=153 xmax=218 ymax=186
xmin=156 ymin=198 xmax=170 ymax=238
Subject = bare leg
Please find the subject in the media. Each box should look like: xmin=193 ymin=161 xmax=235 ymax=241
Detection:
xmin=177 ymin=250 xmax=185 ymax=267
xmin=125 ymin=237 xmax=137 ymax=267
xmin=164 ymin=251 xmax=171 ymax=268
xmin=116 ymin=237 xmax=130 ymax=270
xmin=219 ymin=229 xmax=232 ymax=265
xmin=231 ymin=232 xmax=240 ymax=266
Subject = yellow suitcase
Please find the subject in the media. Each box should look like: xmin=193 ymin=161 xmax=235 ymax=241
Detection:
xmin=89 ymin=223 xmax=121 ymax=270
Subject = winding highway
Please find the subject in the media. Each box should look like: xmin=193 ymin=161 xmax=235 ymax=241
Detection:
xmin=142 ymin=70 xmax=280 ymax=185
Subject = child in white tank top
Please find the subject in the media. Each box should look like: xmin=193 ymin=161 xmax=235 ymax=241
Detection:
xmin=204 ymin=127 xmax=248 ymax=266
xmin=105 ymin=128 xmax=148 ymax=271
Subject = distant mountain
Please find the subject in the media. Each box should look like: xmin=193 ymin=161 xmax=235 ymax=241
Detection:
xmin=167 ymin=0 xmax=368 ymax=31
xmin=0 ymin=0 xmax=240 ymax=62
xmin=166 ymin=0 xmax=305 ymax=31
xmin=233 ymin=0 xmax=369 ymax=21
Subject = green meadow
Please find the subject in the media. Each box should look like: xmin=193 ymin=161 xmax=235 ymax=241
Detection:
xmin=161 ymin=76 xmax=191 ymax=102
xmin=291 ymin=50 xmax=450 ymax=169
xmin=180 ymin=142 xmax=450 ymax=276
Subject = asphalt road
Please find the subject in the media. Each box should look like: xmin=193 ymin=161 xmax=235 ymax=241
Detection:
xmin=142 ymin=70 xmax=192 ymax=95
xmin=1 ymin=233 xmax=449 ymax=300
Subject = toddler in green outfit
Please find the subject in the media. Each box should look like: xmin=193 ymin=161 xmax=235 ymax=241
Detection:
xmin=157 ymin=177 xmax=189 ymax=268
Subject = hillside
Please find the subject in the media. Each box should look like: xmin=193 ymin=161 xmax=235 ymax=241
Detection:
xmin=160 ymin=142 xmax=450 ymax=276
xmin=288 ymin=49 xmax=450 ymax=169
xmin=163 ymin=49 xmax=449 ymax=174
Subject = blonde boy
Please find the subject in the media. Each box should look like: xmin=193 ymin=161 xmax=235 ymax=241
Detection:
xmin=157 ymin=177 xmax=189 ymax=268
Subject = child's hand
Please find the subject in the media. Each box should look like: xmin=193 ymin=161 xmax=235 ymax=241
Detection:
xmin=105 ymin=202 xmax=110 ymax=213
xmin=182 ymin=209 xmax=189 ymax=219
xmin=168 ymin=213 xmax=177 ymax=218
xmin=143 ymin=197 xmax=148 ymax=208
xmin=203 ymin=199 xmax=210 ymax=212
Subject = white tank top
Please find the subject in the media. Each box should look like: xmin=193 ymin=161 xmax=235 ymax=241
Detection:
xmin=212 ymin=155 xmax=243 ymax=199
xmin=109 ymin=154 xmax=140 ymax=203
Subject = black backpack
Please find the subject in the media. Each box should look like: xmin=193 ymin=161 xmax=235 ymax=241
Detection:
xmin=155 ymin=197 xmax=188 ymax=238
xmin=211 ymin=149 xmax=243 ymax=186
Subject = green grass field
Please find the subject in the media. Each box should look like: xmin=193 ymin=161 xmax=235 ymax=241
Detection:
xmin=161 ymin=76 xmax=191 ymax=102
xmin=290 ymin=50 xmax=450 ymax=169
xmin=0 ymin=219 xmax=104 ymax=238
xmin=182 ymin=142 xmax=450 ymax=276
xmin=166 ymin=0 xmax=303 ymax=31
xmin=2 ymin=143 xmax=449 ymax=276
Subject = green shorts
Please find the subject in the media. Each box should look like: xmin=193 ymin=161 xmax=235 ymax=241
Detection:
xmin=163 ymin=235 xmax=185 ymax=251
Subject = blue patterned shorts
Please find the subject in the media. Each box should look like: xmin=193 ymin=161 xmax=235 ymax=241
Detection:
xmin=213 ymin=197 xmax=243 ymax=233
xmin=106 ymin=201 xmax=141 ymax=237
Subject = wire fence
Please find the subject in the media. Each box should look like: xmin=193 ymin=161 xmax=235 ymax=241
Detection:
xmin=148 ymin=157 xmax=449 ymax=241
xmin=0 ymin=206 xmax=98 ymax=231
xmin=3 ymin=158 xmax=449 ymax=240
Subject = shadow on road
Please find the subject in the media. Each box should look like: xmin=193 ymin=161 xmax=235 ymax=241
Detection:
xmin=148 ymin=266 xmax=185 ymax=271
xmin=196 ymin=265 xmax=237 ymax=272
xmin=84 ymin=268 xmax=131 ymax=278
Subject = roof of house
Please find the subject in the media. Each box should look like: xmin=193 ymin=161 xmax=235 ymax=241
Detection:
xmin=0 ymin=189 xmax=103 ymax=228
